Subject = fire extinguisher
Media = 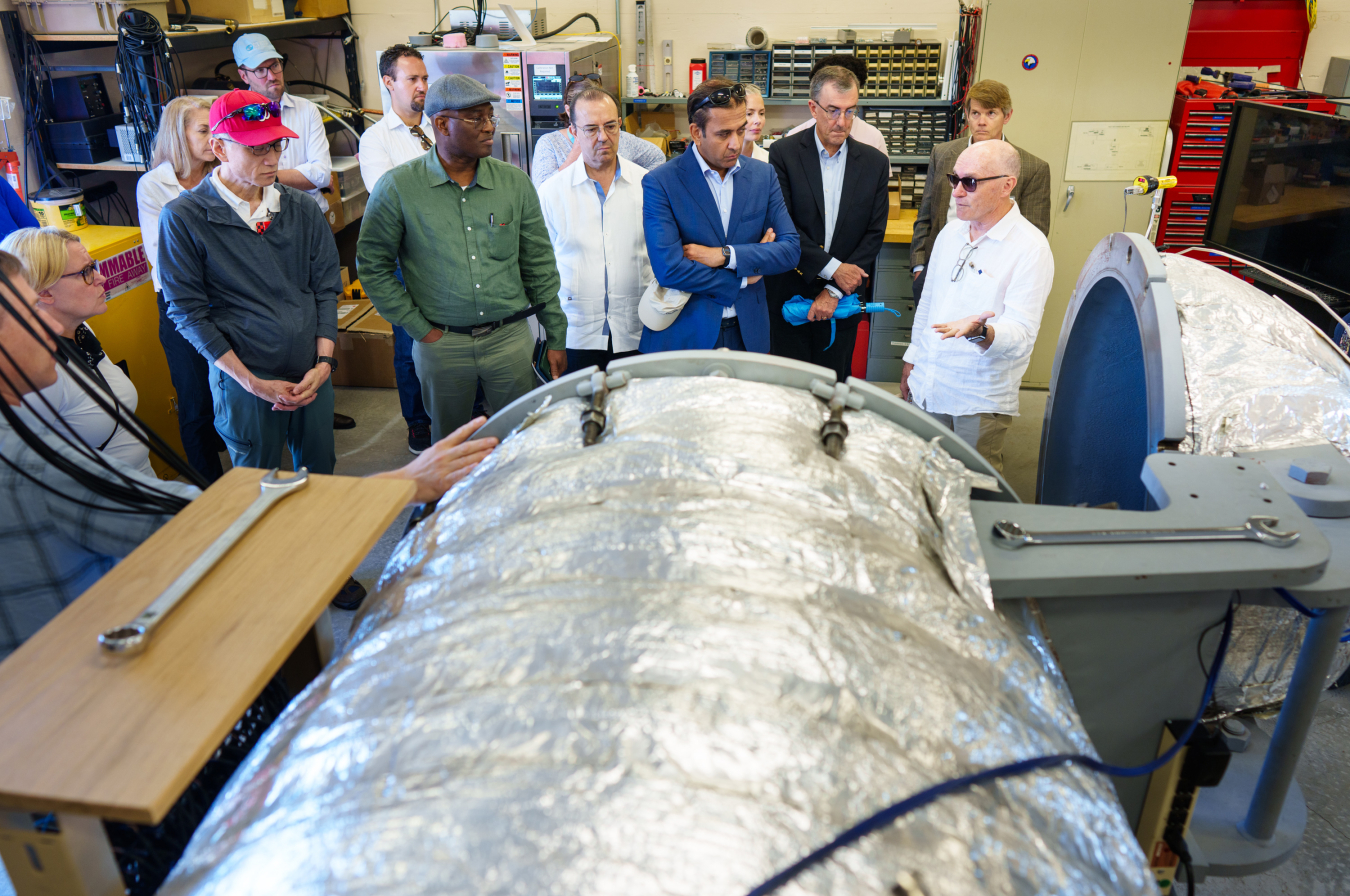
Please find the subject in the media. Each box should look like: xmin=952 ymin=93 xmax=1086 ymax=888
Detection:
xmin=1 ymin=155 xmax=20 ymax=199
xmin=689 ymin=59 xmax=707 ymax=94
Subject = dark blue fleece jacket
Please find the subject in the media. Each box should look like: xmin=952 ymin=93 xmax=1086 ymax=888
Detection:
xmin=157 ymin=178 xmax=341 ymax=380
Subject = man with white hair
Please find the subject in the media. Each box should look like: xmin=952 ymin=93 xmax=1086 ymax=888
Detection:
xmin=899 ymin=139 xmax=1053 ymax=473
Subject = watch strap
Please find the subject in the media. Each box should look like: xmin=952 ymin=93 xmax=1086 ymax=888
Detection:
xmin=317 ymin=354 xmax=338 ymax=371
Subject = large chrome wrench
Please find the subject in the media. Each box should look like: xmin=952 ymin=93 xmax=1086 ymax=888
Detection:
xmin=98 ymin=468 xmax=310 ymax=655
xmin=991 ymin=515 xmax=1300 ymax=551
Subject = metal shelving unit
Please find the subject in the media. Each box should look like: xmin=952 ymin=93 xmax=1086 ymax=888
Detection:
xmin=621 ymin=96 xmax=949 ymax=109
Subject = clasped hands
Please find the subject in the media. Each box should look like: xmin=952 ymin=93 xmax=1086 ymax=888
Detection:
xmin=683 ymin=228 xmax=776 ymax=285
xmin=249 ymin=361 xmax=331 ymax=412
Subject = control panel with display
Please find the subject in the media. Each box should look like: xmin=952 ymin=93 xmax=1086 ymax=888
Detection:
xmin=528 ymin=64 xmax=567 ymax=119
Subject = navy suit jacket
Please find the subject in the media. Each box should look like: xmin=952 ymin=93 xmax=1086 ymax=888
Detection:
xmin=639 ymin=147 xmax=800 ymax=353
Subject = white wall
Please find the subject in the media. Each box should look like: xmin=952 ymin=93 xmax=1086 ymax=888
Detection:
xmin=1304 ymin=0 xmax=1350 ymax=91
xmin=348 ymin=0 xmax=963 ymax=112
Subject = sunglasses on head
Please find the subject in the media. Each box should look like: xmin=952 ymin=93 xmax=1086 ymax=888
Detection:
xmin=690 ymin=83 xmax=746 ymax=115
xmin=946 ymin=173 xmax=1010 ymax=192
xmin=215 ymin=101 xmax=281 ymax=131
xmin=568 ymin=73 xmax=601 ymax=84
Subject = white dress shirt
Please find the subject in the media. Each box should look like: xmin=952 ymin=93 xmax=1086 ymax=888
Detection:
xmin=279 ymin=92 xmax=331 ymax=212
xmin=136 ymin=160 xmax=185 ymax=293
xmin=902 ymin=200 xmax=1054 ymax=416
xmin=749 ymin=143 xmax=770 ymax=162
xmin=814 ymin=130 xmax=849 ymax=298
xmin=211 ymin=169 xmax=282 ymax=231
xmin=358 ymin=109 xmax=433 ymax=194
xmin=690 ymin=144 xmax=748 ymax=317
xmin=539 ymin=159 xmax=653 ymax=351
xmin=787 ymin=115 xmax=890 ymax=174
xmin=20 ymin=330 xmax=154 ymax=478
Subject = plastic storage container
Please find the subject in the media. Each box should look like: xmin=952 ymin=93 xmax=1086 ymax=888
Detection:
xmin=15 ymin=0 xmax=168 ymax=34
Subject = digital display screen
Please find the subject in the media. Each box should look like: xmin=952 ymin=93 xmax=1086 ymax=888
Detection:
xmin=1208 ymin=101 xmax=1350 ymax=297
xmin=531 ymin=73 xmax=565 ymax=102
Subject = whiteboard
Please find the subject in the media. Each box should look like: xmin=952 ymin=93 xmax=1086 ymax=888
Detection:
xmin=1064 ymin=121 xmax=1168 ymax=181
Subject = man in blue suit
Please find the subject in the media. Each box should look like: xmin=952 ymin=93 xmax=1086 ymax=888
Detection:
xmin=639 ymin=80 xmax=800 ymax=352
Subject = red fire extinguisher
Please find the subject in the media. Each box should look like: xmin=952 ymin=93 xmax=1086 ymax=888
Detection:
xmin=1 ymin=153 xmax=19 ymax=199
xmin=689 ymin=59 xmax=707 ymax=94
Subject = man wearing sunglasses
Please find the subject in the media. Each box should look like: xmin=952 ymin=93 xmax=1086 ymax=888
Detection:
xmin=899 ymin=139 xmax=1053 ymax=474
xmin=233 ymin=34 xmax=333 ymax=216
xmin=910 ymin=80 xmax=1051 ymax=307
xmin=358 ymin=74 xmax=566 ymax=441
xmin=637 ymin=79 xmax=799 ymax=353
xmin=767 ymin=66 xmax=890 ymax=380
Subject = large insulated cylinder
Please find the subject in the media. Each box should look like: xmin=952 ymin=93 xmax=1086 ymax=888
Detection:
xmin=161 ymin=368 xmax=1154 ymax=896
xmin=1039 ymin=235 xmax=1350 ymax=710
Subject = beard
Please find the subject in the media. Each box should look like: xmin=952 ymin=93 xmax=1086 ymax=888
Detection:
xmin=411 ymin=96 xmax=425 ymax=113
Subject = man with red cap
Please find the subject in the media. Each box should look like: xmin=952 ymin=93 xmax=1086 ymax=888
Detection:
xmin=157 ymin=90 xmax=364 ymax=607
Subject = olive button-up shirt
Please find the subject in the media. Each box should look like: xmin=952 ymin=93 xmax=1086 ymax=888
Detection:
xmin=356 ymin=150 xmax=566 ymax=349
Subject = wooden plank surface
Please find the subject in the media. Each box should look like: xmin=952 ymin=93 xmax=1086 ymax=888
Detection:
xmin=885 ymin=209 xmax=917 ymax=243
xmin=1231 ymin=184 xmax=1350 ymax=229
xmin=0 ymin=468 xmax=413 ymax=824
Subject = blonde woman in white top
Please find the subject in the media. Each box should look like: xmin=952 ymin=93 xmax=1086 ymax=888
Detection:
xmin=136 ymin=95 xmax=224 ymax=481
xmin=741 ymin=83 xmax=770 ymax=162
xmin=2 ymin=227 xmax=157 ymax=478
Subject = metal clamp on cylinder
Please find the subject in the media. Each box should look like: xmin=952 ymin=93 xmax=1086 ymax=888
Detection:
xmin=810 ymin=380 xmax=863 ymax=459
xmin=577 ymin=371 xmax=630 ymax=446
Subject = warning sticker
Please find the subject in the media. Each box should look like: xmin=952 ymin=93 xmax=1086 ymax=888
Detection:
xmin=100 ymin=244 xmax=151 ymax=301
xmin=503 ymin=51 xmax=523 ymax=106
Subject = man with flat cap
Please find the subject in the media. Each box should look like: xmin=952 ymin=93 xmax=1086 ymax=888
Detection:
xmin=358 ymin=74 xmax=566 ymax=439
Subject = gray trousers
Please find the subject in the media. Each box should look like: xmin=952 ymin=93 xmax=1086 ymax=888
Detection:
xmin=411 ymin=319 xmax=539 ymax=440
xmin=929 ymin=411 xmax=1013 ymax=474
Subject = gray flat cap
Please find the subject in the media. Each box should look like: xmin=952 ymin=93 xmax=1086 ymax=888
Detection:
xmin=425 ymin=74 xmax=501 ymax=116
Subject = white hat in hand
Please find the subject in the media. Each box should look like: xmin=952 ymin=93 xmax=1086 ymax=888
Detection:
xmin=637 ymin=280 xmax=691 ymax=332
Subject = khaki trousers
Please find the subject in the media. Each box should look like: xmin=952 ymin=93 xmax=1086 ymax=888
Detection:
xmin=411 ymin=319 xmax=539 ymax=440
xmin=929 ymin=411 xmax=1013 ymax=474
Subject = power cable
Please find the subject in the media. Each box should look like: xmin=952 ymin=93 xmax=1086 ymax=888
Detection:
xmin=537 ymin=12 xmax=600 ymax=39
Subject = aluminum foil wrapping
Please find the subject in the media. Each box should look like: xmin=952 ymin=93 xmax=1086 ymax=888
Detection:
xmin=162 ymin=377 xmax=1154 ymax=896
xmin=1164 ymin=254 xmax=1350 ymax=708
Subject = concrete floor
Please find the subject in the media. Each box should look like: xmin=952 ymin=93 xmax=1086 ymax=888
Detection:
xmin=3 ymin=383 xmax=1347 ymax=895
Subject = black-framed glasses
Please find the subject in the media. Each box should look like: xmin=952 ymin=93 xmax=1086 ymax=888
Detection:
xmin=444 ymin=113 xmax=500 ymax=130
xmin=60 ymin=259 xmax=100 ymax=286
xmin=946 ymin=173 xmax=1009 ymax=192
xmin=241 ymin=59 xmax=285 ymax=77
xmin=951 ymin=243 xmax=979 ymax=282
xmin=568 ymin=73 xmax=601 ymax=84
xmin=216 ymin=102 xmax=281 ymax=129
xmin=690 ymin=83 xmax=746 ymax=115
xmin=220 ymin=136 xmax=290 ymax=156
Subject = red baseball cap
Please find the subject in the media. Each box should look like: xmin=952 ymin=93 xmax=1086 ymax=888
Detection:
xmin=209 ymin=89 xmax=298 ymax=146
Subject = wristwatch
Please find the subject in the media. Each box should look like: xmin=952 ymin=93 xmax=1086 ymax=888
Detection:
xmin=721 ymin=246 xmax=732 ymax=267
xmin=965 ymin=323 xmax=988 ymax=344
xmin=317 ymin=355 xmax=338 ymax=371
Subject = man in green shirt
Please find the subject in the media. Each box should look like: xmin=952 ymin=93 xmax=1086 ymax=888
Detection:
xmin=358 ymin=74 xmax=566 ymax=439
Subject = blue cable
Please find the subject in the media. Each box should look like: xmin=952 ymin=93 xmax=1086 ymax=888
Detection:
xmin=1275 ymin=586 xmax=1325 ymax=618
xmin=744 ymin=602 xmax=1236 ymax=896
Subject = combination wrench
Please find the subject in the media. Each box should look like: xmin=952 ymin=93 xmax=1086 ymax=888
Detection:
xmin=99 ymin=468 xmax=310 ymax=655
xmin=990 ymin=515 xmax=1300 ymax=551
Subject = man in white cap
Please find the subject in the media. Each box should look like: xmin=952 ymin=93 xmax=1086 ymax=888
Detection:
xmin=233 ymin=33 xmax=333 ymax=215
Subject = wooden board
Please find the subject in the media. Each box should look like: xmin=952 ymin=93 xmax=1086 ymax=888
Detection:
xmin=0 ymin=468 xmax=413 ymax=824
xmin=1230 ymin=184 xmax=1350 ymax=229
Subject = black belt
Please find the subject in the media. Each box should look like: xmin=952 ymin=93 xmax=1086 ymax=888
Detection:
xmin=720 ymin=316 xmax=740 ymax=329
xmin=429 ymin=303 xmax=546 ymax=338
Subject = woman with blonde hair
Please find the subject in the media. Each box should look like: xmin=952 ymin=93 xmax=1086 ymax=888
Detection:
xmin=136 ymin=95 xmax=224 ymax=481
xmin=741 ymin=83 xmax=770 ymax=162
xmin=1 ymin=226 xmax=156 ymax=477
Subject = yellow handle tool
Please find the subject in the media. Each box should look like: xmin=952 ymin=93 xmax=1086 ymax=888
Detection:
xmin=1127 ymin=175 xmax=1179 ymax=195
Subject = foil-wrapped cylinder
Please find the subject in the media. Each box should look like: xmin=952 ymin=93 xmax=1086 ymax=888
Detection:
xmin=1163 ymin=254 xmax=1350 ymax=708
xmin=162 ymin=377 xmax=1154 ymax=896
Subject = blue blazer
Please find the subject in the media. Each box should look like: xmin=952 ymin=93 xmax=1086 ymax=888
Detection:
xmin=639 ymin=148 xmax=800 ymax=353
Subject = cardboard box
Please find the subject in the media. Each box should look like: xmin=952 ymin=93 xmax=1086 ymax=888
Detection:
xmin=171 ymin=0 xmax=283 ymax=23
xmin=331 ymin=304 xmax=395 ymax=388
xmin=294 ymin=0 xmax=348 ymax=18
xmin=335 ymin=297 xmax=371 ymax=330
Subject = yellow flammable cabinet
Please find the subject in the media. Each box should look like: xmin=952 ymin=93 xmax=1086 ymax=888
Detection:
xmin=78 ymin=225 xmax=186 ymax=480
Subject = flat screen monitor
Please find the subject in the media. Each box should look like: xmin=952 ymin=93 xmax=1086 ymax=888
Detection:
xmin=1207 ymin=100 xmax=1350 ymax=299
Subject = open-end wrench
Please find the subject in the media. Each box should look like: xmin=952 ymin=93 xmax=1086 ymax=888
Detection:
xmin=99 ymin=468 xmax=310 ymax=655
xmin=990 ymin=515 xmax=1300 ymax=551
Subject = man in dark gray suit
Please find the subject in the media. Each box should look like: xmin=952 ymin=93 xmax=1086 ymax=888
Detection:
xmin=910 ymin=80 xmax=1051 ymax=304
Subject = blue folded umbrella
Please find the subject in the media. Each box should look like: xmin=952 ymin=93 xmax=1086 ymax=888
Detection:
xmin=781 ymin=294 xmax=905 ymax=348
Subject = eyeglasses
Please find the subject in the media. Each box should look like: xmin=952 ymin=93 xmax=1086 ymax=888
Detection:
xmin=443 ymin=113 xmax=500 ymax=130
xmin=216 ymin=101 xmax=281 ymax=130
xmin=946 ymin=173 xmax=1010 ymax=192
xmin=951 ymin=243 xmax=979 ymax=282
xmin=60 ymin=259 xmax=100 ymax=286
xmin=690 ymin=83 xmax=746 ymax=115
xmin=817 ymin=105 xmax=858 ymax=122
xmin=220 ymin=136 xmax=290 ymax=156
xmin=578 ymin=122 xmax=621 ymax=138
xmin=241 ymin=59 xmax=285 ymax=77
xmin=568 ymin=73 xmax=601 ymax=84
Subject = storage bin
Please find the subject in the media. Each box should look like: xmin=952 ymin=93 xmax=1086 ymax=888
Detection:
xmin=15 ymin=0 xmax=167 ymax=35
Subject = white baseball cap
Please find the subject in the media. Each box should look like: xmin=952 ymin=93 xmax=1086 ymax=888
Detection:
xmin=234 ymin=34 xmax=282 ymax=70
xmin=637 ymin=280 xmax=692 ymax=331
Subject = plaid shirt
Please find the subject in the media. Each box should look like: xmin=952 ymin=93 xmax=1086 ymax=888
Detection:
xmin=0 ymin=416 xmax=199 ymax=662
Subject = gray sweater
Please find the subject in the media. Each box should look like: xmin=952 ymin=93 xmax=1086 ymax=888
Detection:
xmin=158 ymin=179 xmax=341 ymax=380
